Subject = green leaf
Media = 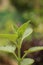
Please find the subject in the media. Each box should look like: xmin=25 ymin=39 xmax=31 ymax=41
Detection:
xmin=22 ymin=27 xmax=33 ymax=41
xmin=25 ymin=46 xmax=43 ymax=53
xmin=0 ymin=34 xmax=18 ymax=41
xmin=18 ymin=20 xmax=30 ymax=36
xmin=0 ymin=45 xmax=16 ymax=53
xmin=21 ymin=58 xmax=34 ymax=65
xmin=0 ymin=39 xmax=8 ymax=46
xmin=14 ymin=23 xmax=18 ymax=32
xmin=5 ymin=21 xmax=18 ymax=33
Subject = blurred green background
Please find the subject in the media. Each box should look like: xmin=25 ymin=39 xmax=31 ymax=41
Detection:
xmin=0 ymin=0 xmax=43 ymax=39
xmin=0 ymin=1 xmax=43 ymax=65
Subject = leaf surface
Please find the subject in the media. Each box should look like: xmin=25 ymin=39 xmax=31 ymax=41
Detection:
xmin=21 ymin=58 xmax=34 ymax=65
xmin=0 ymin=34 xmax=18 ymax=41
xmin=18 ymin=20 xmax=30 ymax=36
xmin=22 ymin=27 xmax=33 ymax=41
xmin=25 ymin=46 xmax=43 ymax=53
xmin=0 ymin=45 xmax=16 ymax=53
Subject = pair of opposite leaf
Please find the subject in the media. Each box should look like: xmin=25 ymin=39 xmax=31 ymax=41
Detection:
xmin=0 ymin=20 xmax=32 ymax=52
xmin=0 ymin=21 xmax=43 ymax=65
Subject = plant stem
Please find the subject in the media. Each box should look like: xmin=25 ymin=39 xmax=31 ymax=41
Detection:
xmin=18 ymin=47 xmax=21 ymax=65
xmin=22 ymin=53 xmax=27 ymax=59
xmin=18 ymin=48 xmax=20 ymax=58
xmin=18 ymin=61 xmax=21 ymax=65
xmin=13 ymin=52 xmax=18 ymax=61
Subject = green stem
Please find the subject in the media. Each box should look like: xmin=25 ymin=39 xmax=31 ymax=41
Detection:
xmin=22 ymin=53 xmax=27 ymax=59
xmin=18 ymin=61 xmax=21 ymax=65
xmin=13 ymin=52 xmax=18 ymax=61
xmin=18 ymin=47 xmax=21 ymax=65
xmin=18 ymin=48 xmax=20 ymax=58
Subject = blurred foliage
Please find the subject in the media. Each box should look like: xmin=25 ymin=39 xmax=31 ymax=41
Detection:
xmin=0 ymin=0 xmax=43 ymax=40
xmin=0 ymin=1 xmax=43 ymax=65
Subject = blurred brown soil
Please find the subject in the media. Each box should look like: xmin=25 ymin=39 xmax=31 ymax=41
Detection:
xmin=0 ymin=54 xmax=18 ymax=65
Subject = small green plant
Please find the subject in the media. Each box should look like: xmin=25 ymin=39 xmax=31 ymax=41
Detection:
xmin=0 ymin=21 xmax=43 ymax=65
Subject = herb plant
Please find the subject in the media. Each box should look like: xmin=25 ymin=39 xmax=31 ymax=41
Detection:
xmin=0 ymin=21 xmax=43 ymax=65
